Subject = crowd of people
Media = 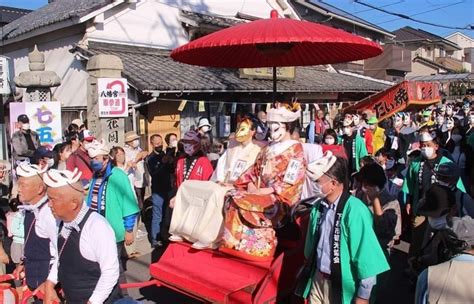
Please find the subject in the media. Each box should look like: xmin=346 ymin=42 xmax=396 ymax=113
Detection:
xmin=0 ymin=96 xmax=473 ymax=303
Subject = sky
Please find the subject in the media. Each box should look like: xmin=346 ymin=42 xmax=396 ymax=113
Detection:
xmin=4 ymin=0 xmax=474 ymax=38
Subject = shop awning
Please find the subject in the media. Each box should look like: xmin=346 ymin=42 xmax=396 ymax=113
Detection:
xmin=345 ymin=80 xmax=441 ymax=120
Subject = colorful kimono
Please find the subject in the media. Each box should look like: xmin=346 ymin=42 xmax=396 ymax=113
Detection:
xmin=221 ymin=140 xmax=306 ymax=261
xmin=296 ymin=194 xmax=390 ymax=304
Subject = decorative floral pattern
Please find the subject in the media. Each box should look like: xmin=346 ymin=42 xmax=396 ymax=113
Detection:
xmin=221 ymin=142 xmax=306 ymax=260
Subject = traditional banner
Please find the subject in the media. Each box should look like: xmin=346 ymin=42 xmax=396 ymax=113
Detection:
xmin=346 ymin=81 xmax=441 ymax=120
xmin=10 ymin=102 xmax=62 ymax=147
xmin=98 ymin=78 xmax=128 ymax=118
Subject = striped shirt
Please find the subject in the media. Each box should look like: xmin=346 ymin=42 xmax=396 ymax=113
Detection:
xmin=90 ymin=177 xmax=105 ymax=213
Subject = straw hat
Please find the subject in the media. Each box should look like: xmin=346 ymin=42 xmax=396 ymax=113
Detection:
xmin=124 ymin=131 xmax=140 ymax=143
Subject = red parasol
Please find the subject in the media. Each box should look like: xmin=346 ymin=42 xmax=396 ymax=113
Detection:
xmin=171 ymin=10 xmax=383 ymax=99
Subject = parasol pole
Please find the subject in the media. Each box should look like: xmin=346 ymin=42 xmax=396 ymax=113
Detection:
xmin=272 ymin=66 xmax=277 ymax=103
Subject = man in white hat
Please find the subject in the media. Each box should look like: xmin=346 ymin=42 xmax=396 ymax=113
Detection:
xmin=123 ymin=131 xmax=148 ymax=212
xmin=197 ymin=117 xmax=212 ymax=137
xmin=86 ymin=140 xmax=139 ymax=287
xmin=14 ymin=163 xmax=58 ymax=301
xmin=402 ymin=126 xmax=466 ymax=258
xmin=296 ymin=152 xmax=389 ymax=304
xmin=43 ymin=168 xmax=121 ymax=304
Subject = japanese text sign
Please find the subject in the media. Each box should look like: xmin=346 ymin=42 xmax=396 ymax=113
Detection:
xmin=100 ymin=118 xmax=124 ymax=147
xmin=98 ymin=78 xmax=128 ymax=118
xmin=10 ymin=102 xmax=62 ymax=147
xmin=346 ymin=81 xmax=441 ymax=121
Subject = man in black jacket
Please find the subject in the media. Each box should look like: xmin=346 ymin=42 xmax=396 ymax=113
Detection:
xmin=147 ymin=134 xmax=174 ymax=248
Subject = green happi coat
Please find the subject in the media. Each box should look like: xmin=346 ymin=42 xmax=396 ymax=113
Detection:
xmin=339 ymin=134 xmax=368 ymax=171
xmin=402 ymin=156 xmax=466 ymax=215
xmin=297 ymin=195 xmax=390 ymax=304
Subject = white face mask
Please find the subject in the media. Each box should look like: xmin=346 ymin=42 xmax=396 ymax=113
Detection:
xmin=343 ymin=126 xmax=352 ymax=136
xmin=436 ymin=117 xmax=445 ymax=126
xmin=427 ymin=215 xmax=447 ymax=230
xmin=394 ymin=118 xmax=403 ymax=127
xmin=183 ymin=143 xmax=197 ymax=156
xmin=421 ymin=147 xmax=435 ymax=159
xmin=269 ymin=122 xmax=286 ymax=142
xmin=21 ymin=123 xmax=30 ymax=131
xmin=353 ymin=116 xmax=360 ymax=126
xmin=46 ymin=158 xmax=55 ymax=168
xmin=200 ymin=126 xmax=211 ymax=133
xmin=313 ymin=180 xmax=331 ymax=198
xmin=131 ymin=139 xmax=140 ymax=148
xmin=324 ymin=137 xmax=335 ymax=145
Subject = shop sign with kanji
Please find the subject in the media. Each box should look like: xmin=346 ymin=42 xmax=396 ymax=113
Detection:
xmin=98 ymin=78 xmax=128 ymax=118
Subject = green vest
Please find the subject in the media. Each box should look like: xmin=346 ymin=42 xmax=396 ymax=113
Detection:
xmin=402 ymin=156 xmax=466 ymax=215
xmin=297 ymin=195 xmax=390 ymax=304
xmin=103 ymin=167 xmax=140 ymax=242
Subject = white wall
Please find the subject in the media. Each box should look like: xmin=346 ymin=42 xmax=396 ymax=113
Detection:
xmin=86 ymin=0 xmax=275 ymax=49
xmin=446 ymin=33 xmax=474 ymax=61
xmin=6 ymin=34 xmax=89 ymax=108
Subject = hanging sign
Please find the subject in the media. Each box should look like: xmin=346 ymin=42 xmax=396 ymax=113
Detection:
xmin=231 ymin=102 xmax=237 ymax=114
xmin=98 ymin=78 xmax=128 ymax=118
xmin=100 ymin=118 xmax=124 ymax=147
xmin=178 ymin=100 xmax=187 ymax=112
xmin=198 ymin=101 xmax=206 ymax=112
xmin=9 ymin=102 xmax=62 ymax=148
xmin=0 ymin=57 xmax=11 ymax=95
xmin=239 ymin=67 xmax=296 ymax=80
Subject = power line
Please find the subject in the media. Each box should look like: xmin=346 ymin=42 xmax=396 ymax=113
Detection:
xmin=354 ymin=0 xmax=404 ymax=14
xmin=376 ymin=1 xmax=465 ymax=25
xmin=354 ymin=0 xmax=474 ymax=30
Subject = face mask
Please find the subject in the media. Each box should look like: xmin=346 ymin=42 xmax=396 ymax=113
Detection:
xmin=353 ymin=116 xmax=360 ymax=126
xmin=269 ymin=122 xmax=286 ymax=142
xmin=427 ymin=215 xmax=447 ymax=230
xmin=421 ymin=147 xmax=435 ymax=159
xmin=236 ymin=120 xmax=253 ymax=143
xmin=46 ymin=158 xmax=54 ymax=168
xmin=386 ymin=159 xmax=395 ymax=170
xmin=324 ymin=137 xmax=335 ymax=145
xmin=394 ymin=118 xmax=402 ymax=127
xmin=21 ymin=123 xmax=30 ymax=131
xmin=436 ymin=117 xmax=444 ymax=126
xmin=154 ymin=145 xmax=163 ymax=153
xmin=90 ymin=159 xmax=104 ymax=172
xmin=343 ymin=127 xmax=352 ymax=136
xmin=403 ymin=116 xmax=411 ymax=126
xmin=451 ymin=134 xmax=462 ymax=143
xmin=200 ymin=126 xmax=210 ymax=133
xmin=446 ymin=109 xmax=453 ymax=116
xmin=313 ymin=180 xmax=331 ymax=198
xmin=169 ymin=140 xmax=178 ymax=148
xmin=183 ymin=143 xmax=197 ymax=156
xmin=131 ymin=139 xmax=140 ymax=148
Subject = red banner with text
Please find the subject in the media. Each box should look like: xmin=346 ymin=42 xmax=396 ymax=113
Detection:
xmin=346 ymin=81 xmax=441 ymax=120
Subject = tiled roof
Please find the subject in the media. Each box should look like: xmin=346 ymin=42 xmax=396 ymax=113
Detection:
xmin=1 ymin=0 xmax=110 ymax=40
xmin=179 ymin=10 xmax=244 ymax=28
xmin=393 ymin=26 xmax=461 ymax=49
xmin=82 ymin=42 xmax=389 ymax=93
xmin=0 ymin=6 xmax=32 ymax=24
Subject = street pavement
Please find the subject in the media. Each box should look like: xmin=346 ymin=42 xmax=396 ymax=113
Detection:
xmin=124 ymin=225 xmax=415 ymax=304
